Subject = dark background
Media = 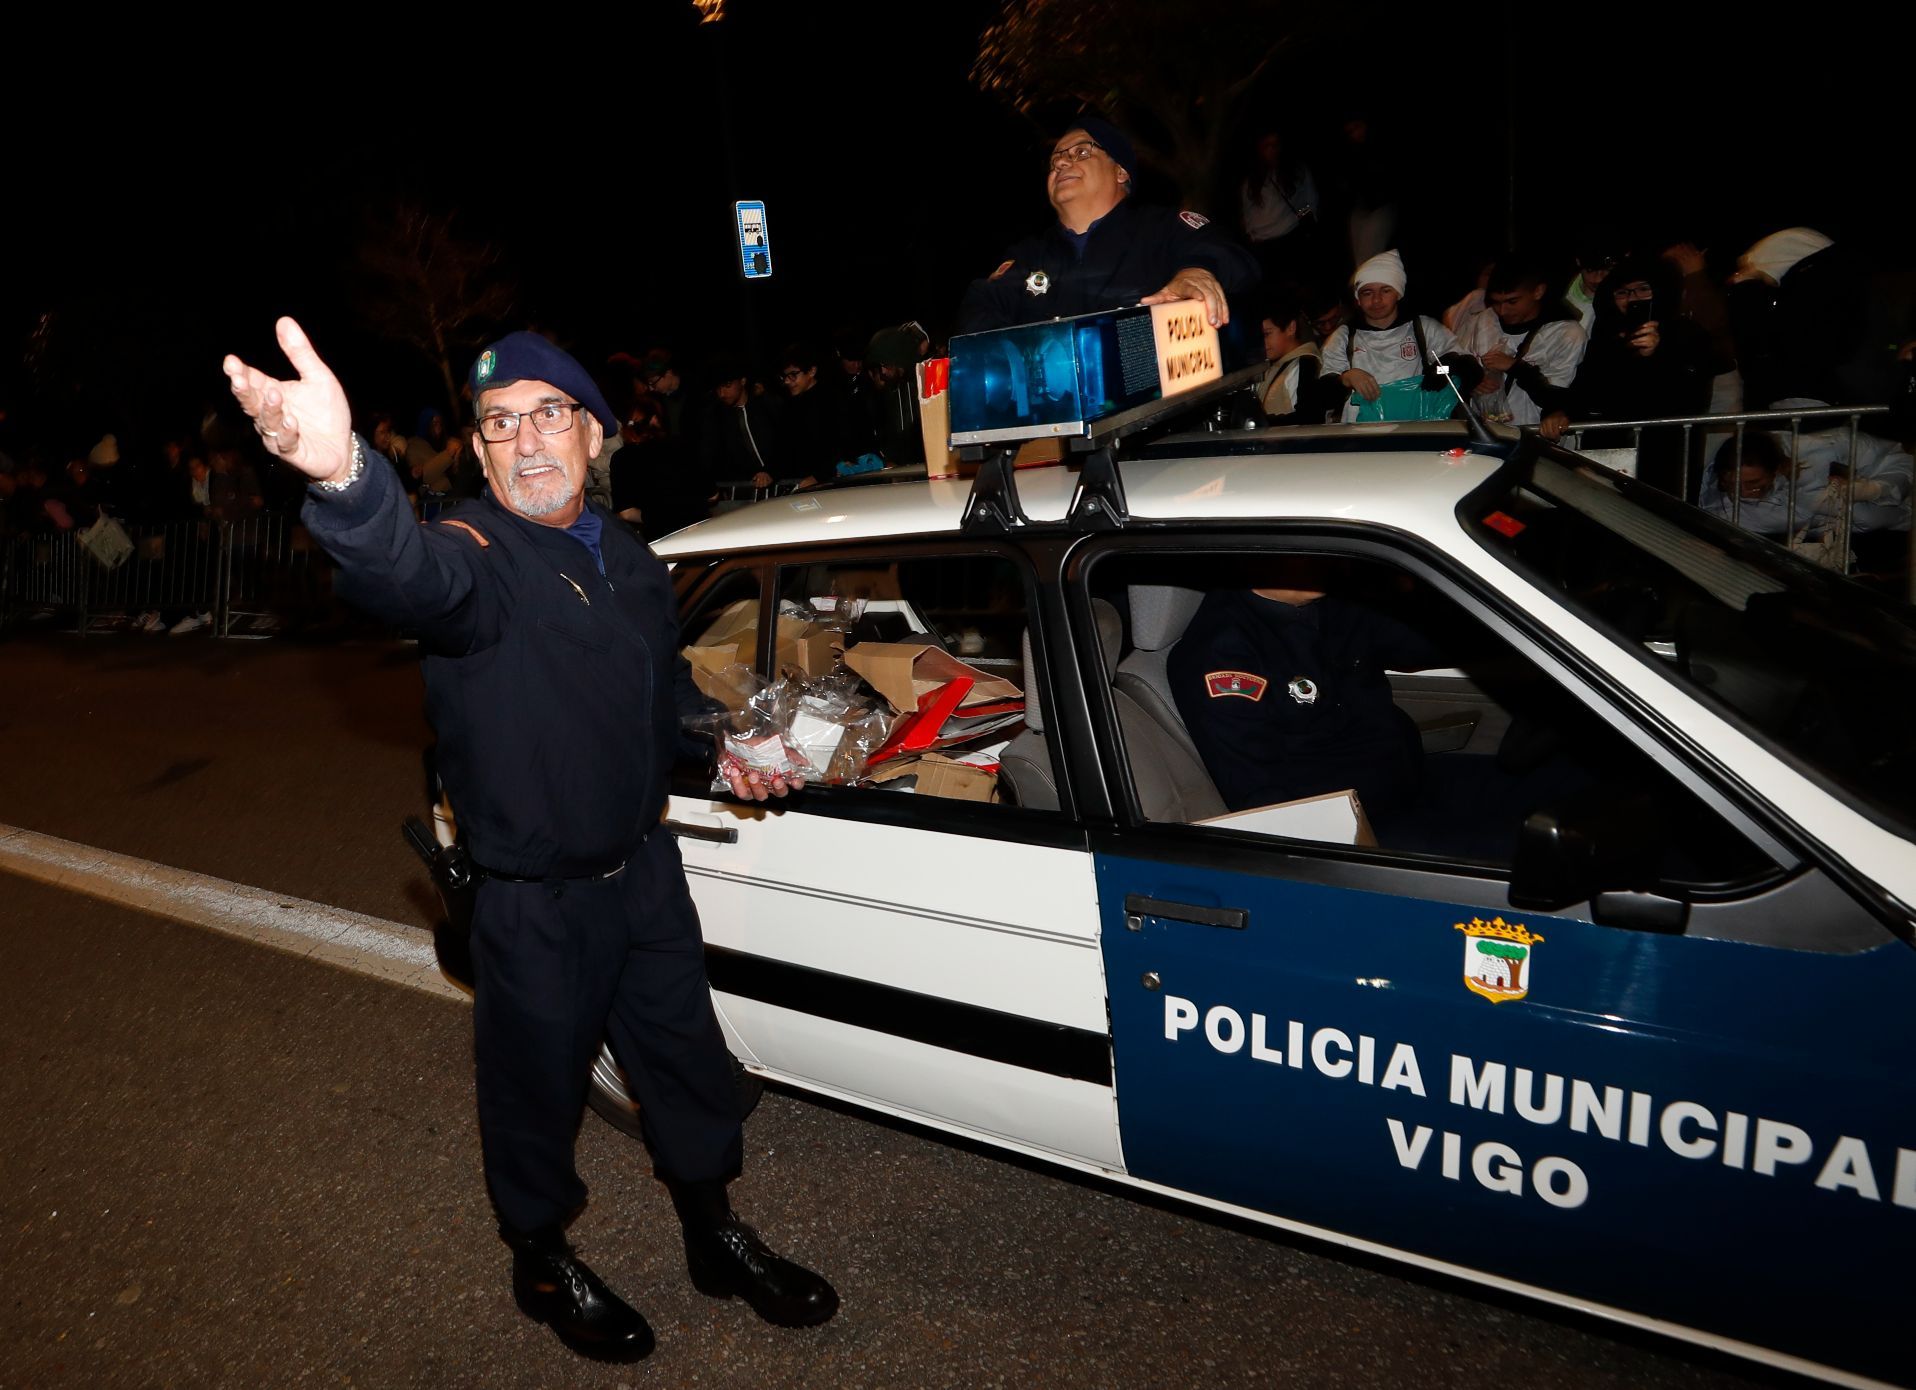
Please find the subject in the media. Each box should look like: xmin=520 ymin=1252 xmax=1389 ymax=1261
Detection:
xmin=6 ymin=1 xmax=1905 ymax=460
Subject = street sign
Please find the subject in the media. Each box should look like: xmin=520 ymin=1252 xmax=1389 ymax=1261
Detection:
xmin=734 ymin=200 xmax=772 ymax=280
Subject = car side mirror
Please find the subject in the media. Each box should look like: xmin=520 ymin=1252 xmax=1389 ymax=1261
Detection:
xmin=1508 ymin=791 xmax=1662 ymax=913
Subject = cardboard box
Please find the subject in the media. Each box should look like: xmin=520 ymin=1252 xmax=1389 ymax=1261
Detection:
xmin=917 ymin=358 xmax=962 ymax=479
xmin=1197 ymin=790 xmax=1376 ymax=847
xmin=683 ymin=602 xmax=842 ymax=704
xmin=684 ymin=647 xmax=754 ymax=709
xmin=692 ymin=599 xmax=758 ymax=647
xmin=843 ymin=642 xmax=1022 ymax=713
xmin=869 ymin=753 xmax=998 ymax=802
xmin=779 ymin=621 xmax=840 ymax=679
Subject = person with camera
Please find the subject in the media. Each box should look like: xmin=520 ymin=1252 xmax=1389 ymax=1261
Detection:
xmin=1557 ymin=254 xmax=1729 ymax=488
xmin=222 ymin=319 xmax=836 ymax=1365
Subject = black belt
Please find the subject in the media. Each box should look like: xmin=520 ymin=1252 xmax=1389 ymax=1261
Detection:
xmin=472 ymin=858 xmax=629 ymax=884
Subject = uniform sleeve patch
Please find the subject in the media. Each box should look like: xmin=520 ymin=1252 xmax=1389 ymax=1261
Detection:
xmin=1205 ymin=670 xmax=1268 ymax=700
xmin=988 ymin=259 xmax=1015 ymax=282
xmin=1179 ymin=210 xmax=1210 ymax=230
xmin=438 ymin=518 xmax=490 ymax=548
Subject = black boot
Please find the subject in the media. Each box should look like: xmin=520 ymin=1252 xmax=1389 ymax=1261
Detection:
xmin=506 ymin=1228 xmax=655 ymax=1362
xmin=666 ymin=1180 xmax=839 ymax=1328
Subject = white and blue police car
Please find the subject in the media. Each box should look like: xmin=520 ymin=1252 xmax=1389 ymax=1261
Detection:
xmin=598 ymin=358 xmax=1913 ymax=1390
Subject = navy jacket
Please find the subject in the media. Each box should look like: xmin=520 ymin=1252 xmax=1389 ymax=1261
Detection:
xmin=302 ymin=443 xmax=709 ymax=878
xmin=1169 ymin=590 xmax=1439 ymax=815
xmin=956 ymin=199 xmax=1261 ymax=335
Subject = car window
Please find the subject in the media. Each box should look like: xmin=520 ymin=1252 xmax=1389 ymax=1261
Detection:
xmin=1466 ymin=450 xmax=1916 ymax=840
xmin=681 ymin=551 xmax=1042 ymax=809
xmin=1082 ymin=549 xmax=1776 ymax=891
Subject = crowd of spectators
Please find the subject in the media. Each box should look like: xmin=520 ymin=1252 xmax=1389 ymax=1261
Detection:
xmin=5 ymin=111 xmax=1914 ymax=628
xmin=1224 ymin=120 xmax=1914 ymax=577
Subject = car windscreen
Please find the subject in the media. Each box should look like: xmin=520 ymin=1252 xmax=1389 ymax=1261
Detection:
xmin=1462 ymin=448 xmax=1916 ymax=839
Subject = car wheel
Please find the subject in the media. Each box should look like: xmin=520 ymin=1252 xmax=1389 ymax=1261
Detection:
xmin=585 ymin=1042 xmax=766 ymax=1139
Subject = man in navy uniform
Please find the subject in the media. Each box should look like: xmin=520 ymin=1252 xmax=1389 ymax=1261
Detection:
xmin=222 ymin=319 xmax=835 ymax=1363
xmin=956 ymin=116 xmax=1260 ymax=335
xmin=1169 ymin=561 xmax=1585 ymax=862
xmin=1171 ymin=564 xmax=1439 ymax=825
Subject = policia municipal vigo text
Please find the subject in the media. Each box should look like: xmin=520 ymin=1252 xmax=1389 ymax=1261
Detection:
xmin=223 ymin=321 xmax=834 ymax=1363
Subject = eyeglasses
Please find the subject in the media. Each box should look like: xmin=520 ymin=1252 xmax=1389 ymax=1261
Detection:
xmin=1047 ymin=141 xmax=1104 ymax=172
xmin=1612 ymin=284 xmax=1654 ymax=303
xmin=476 ymin=402 xmax=585 ymax=442
xmin=779 ymin=368 xmax=805 ymax=381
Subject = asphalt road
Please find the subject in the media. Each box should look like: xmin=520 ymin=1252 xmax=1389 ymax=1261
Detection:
xmin=0 ymin=632 xmax=1791 ymax=1389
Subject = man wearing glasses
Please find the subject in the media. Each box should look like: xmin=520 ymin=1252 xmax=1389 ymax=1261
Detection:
xmin=222 ymin=322 xmax=835 ymax=1363
xmin=956 ymin=116 xmax=1259 ymax=335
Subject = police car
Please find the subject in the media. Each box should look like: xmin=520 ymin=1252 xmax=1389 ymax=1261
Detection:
xmin=607 ymin=363 xmax=1912 ymax=1389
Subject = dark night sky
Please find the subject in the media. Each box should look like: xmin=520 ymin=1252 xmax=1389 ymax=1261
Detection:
xmin=7 ymin=2 xmax=1905 ymax=459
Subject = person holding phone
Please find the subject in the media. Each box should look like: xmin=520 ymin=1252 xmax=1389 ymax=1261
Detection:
xmin=1556 ymin=254 xmax=1731 ymax=489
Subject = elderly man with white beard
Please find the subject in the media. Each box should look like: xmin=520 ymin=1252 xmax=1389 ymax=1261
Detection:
xmin=222 ymin=321 xmax=835 ymax=1364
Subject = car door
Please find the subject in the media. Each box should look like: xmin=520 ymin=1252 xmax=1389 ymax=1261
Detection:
xmin=666 ymin=544 xmax=1121 ymax=1170
xmin=1074 ymin=533 xmax=1914 ymax=1386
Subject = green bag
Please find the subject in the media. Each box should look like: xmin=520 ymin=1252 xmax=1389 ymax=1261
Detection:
xmin=1350 ymin=375 xmax=1460 ymax=423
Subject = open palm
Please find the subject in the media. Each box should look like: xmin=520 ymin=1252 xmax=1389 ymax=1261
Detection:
xmin=221 ymin=317 xmax=355 ymax=484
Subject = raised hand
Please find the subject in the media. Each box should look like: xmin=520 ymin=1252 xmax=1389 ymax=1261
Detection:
xmin=221 ymin=317 xmax=355 ymax=485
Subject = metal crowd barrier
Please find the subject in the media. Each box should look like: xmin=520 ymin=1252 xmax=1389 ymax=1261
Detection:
xmin=1559 ymin=404 xmax=1910 ymax=594
xmin=0 ymin=514 xmax=326 ymax=637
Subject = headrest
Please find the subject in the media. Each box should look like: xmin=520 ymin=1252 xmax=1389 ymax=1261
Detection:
xmin=1091 ymin=597 xmax=1123 ymax=681
xmin=1021 ymin=628 xmax=1044 ymax=735
xmin=1128 ymin=585 xmax=1205 ymax=651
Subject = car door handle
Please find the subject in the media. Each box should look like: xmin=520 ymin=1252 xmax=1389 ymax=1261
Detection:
xmin=665 ymin=819 xmax=739 ymax=845
xmin=1124 ymin=894 xmax=1248 ymax=931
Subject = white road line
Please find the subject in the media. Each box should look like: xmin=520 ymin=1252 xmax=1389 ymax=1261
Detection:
xmin=0 ymin=823 xmax=469 ymax=1003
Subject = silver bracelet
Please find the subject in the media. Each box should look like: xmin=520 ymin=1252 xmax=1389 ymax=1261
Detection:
xmin=312 ymin=434 xmax=367 ymax=493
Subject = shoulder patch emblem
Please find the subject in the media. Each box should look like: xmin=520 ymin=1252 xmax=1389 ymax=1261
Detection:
xmin=1205 ymin=670 xmax=1267 ymax=700
xmin=988 ymin=259 xmax=1015 ymax=282
xmin=1179 ymin=210 xmax=1210 ymax=229
xmin=438 ymin=518 xmax=490 ymax=548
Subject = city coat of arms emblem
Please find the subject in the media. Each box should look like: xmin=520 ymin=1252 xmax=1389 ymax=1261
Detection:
xmin=1454 ymin=917 xmax=1542 ymax=1004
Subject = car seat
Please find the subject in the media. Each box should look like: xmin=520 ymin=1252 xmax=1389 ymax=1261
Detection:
xmin=1094 ymin=597 xmax=1227 ymax=823
xmin=997 ymin=628 xmax=1060 ymax=811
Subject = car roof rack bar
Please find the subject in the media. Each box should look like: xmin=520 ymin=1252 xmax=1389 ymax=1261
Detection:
xmin=958 ymin=444 xmax=1032 ymax=534
xmin=1065 ymin=445 xmax=1127 ymax=529
xmin=958 ymin=364 xmax=1263 ymax=534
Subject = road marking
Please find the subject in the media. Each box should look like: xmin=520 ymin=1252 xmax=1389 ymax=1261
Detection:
xmin=0 ymin=823 xmax=468 ymax=1002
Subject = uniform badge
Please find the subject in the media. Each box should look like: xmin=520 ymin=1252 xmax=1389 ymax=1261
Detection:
xmin=1204 ymin=670 xmax=1267 ymax=700
xmin=1400 ymin=341 xmax=1418 ymax=359
xmin=1178 ymin=210 xmax=1210 ymax=229
xmin=1286 ymin=676 xmax=1319 ymax=705
xmin=1024 ymin=269 xmax=1051 ymax=297
xmin=989 ymin=259 xmax=1015 ymax=282
xmin=476 ymin=349 xmax=497 ymax=384
xmin=1455 ymin=917 xmax=1543 ymax=1004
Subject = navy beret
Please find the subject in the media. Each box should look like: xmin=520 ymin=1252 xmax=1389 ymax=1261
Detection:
xmin=1073 ymin=116 xmax=1136 ymax=184
xmin=468 ymin=332 xmax=618 ymax=435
